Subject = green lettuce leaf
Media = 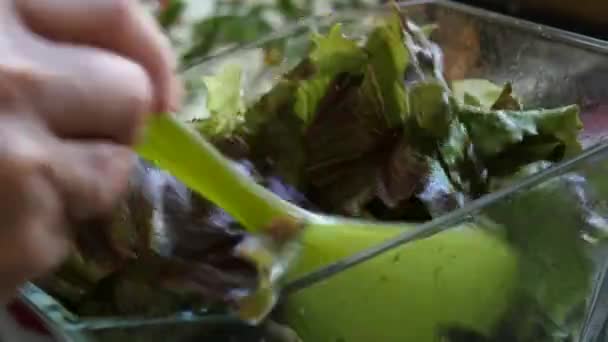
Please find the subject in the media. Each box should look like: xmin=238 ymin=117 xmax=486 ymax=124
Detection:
xmin=437 ymin=120 xmax=469 ymax=178
xmin=308 ymin=24 xmax=366 ymax=75
xmin=243 ymin=78 xmax=306 ymax=185
xmin=435 ymin=119 xmax=488 ymax=197
xmin=294 ymin=77 xmax=332 ymax=125
xmin=457 ymin=103 xmax=583 ymax=158
xmin=409 ymin=81 xmax=452 ymax=138
xmin=452 ymin=79 xmax=504 ymax=109
xmin=294 ymin=24 xmax=367 ymax=124
xmin=196 ymin=64 xmax=246 ymax=137
xmin=361 ymin=12 xmax=409 ymax=126
xmin=491 ymin=82 xmax=522 ymax=110
xmin=452 ymin=79 xmax=522 ymax=111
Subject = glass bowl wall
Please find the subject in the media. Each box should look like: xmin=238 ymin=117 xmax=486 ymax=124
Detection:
xmin=19 ymin=1 xmax=608 ymax=341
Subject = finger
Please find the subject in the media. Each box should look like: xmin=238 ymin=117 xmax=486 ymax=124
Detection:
xmin=0 ymin=173 xmax=68 ymax=279
xmin=15 ymin=0 xmax=182 ymax=113
xmin=0 ymin=67 xmax=34 ymax=115
xmin=0 ymin=173 xmax=68 ymax=291
xmin=0 ymin=43 xmax=152 ymax=145
xmin=0 ymin=118 xmax=68 ymax=284
xmin=46 ymin=141 xmax=135 ymax=221
xmin=0 ymin=73 xmax=134 ymax=220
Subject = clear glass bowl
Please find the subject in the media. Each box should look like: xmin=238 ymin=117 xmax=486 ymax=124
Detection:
xmin=18 ymin=0 xmax=608 ymax=341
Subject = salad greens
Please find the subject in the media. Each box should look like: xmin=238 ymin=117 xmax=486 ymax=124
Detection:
xmin=197 ymin=63 xmax=247 ymax=137
xmin=158 ymin=0 xmax=379 ymax=68
xmin=294 ymin=24 xmax=369 ymax=124
xmin=37 ymin=4 xmax=598 ymax=342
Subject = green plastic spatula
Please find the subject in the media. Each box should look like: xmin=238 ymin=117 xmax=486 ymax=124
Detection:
xmin=135 ymin=114 xmax=520 ymax=341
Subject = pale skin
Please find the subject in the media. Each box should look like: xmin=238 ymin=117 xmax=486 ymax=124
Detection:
xmin=0 ymin=0 xmax=181 ymax=301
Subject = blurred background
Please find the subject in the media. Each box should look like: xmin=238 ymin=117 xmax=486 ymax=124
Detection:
xmin=152 ymin=0 xmax=607 ymax=121
xmin=459 ymin=0 xmax=608 ymax=39
xmin=154 ymin=0 xmax=607 ymax=65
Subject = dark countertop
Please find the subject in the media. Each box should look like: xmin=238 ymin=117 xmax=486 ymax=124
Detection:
xmin=456 ymin=0 xmax=608 ymax=40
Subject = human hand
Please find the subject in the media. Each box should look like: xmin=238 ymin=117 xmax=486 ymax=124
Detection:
xmin=0 ymin=0 xmax=181 ymax=300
